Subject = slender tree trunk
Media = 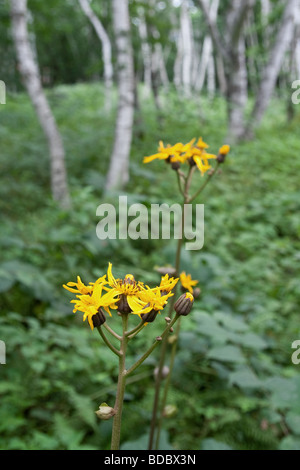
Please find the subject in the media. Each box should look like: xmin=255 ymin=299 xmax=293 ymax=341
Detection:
xmin=173 ymin=32 xmax=183 ymax=90
xmin=10 ymin=0 xmax=70 ymax=208
xmin=251 ymin=0 xmax=297 ymax=127
xmin=78 ymin=0 xmax=113 ymax=110
xmin=287 ymin=0 xmax=300 ymax=120
xmin=180 ymin=0 xmax=193 ymax=97
xmin=196 ymin=0 xmax=220 ymax=94
xmin=198 ymin=0 xmax=253 ymax=141
xmin=137 ymin=6 xmax=152 ymax=95
xmin=224 ymin=0 xmax=253 ymax=142
xmin=207 ymin=54 xmax=216 ymax=98
xmin=156 ymin=43 xmax=169 ymax=90
xmin=226 ymin=37 xmax=248 ymax=141
xmin=105 ymin=0 xmax=135 ymax=191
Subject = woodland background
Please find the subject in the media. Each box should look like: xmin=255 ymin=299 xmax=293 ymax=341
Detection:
xmin=1 ymin=0 xmax=300 ymax=450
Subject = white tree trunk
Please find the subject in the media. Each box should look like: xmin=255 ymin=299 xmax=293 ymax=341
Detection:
xmin=10 ymin=0 xmax=70 ymax=208
xmin=252 ymin=0 xmax=297 ymax=126
xmin=180 ymin=0 xmax=193 ymax=96
xmin=173 ymin=30 xmax=183 ymax=90
xmin=105 ymin=0 xmax=135 ymax=191
xmin=295 ymin=1 xmax=300 ymax=78
xmin=226 ymin=36 xmax=248 ymax=141
xmin=78 ymin=0 xmax=113 ymax=110
xmin=155 ymin=43 xmax=170 ymax=90
xmin=137 ymin=6 xmax=152 ymax=95
xmin=207 ymin=54 xmax=216 ymax=98
xmin=196 ymin=0 xmax=220 ymax=93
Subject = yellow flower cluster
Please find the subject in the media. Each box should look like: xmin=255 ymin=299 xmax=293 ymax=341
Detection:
xmin=63 ymin=263 xmax=178 ymax=330
xmin=143 ymin=138 xmax=230 ymax=176
xmin=179 ymin=272 xmax=199 ymax=294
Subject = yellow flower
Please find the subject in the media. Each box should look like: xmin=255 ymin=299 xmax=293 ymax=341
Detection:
xmin=63 ymin=275 xmax=95 ymax=295
xmin=158 ymin=274 xmax=179 ymax=293
xmin=106 ymin=263 xmax=149 ymax=315
xmin=143 ymin=138 xmax=217 ymax=176
xmin=217 ymin=144 xmax=230 ymax=163
xmin=143 ymin=141 xmax=184 ymax=164
xmin=63 ymin=264 xmax=176 ymax=328
xmin=180 ymin=272 xmax=199 ymax=294
xmin=135 ymin=288 xmax=174 ymax=319
xmin=195 ymin=137 xmax=209 ymax=150
xmin=192 ymin=155 xmax=213 ymax=176
xmin=219 ymin=144 xmax=230 ymax=155
xmin=66 ymin=277 xmax=119 ymax=330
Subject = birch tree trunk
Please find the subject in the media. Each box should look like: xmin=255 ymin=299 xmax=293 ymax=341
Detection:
xmin=137 ymin=6 xmax=152 ymax=95
xmin=180 ymin=0 xmax=193 ymax=97
xmin=105 ymin=0 xmax=135 ymax=191
xmin=197 ymin=0 xmax=254 ymax=141
xmin=10 ymin=0 xmax=70 ymax=208
xmin=78 ymin=0 xmax=113 ymax=111
xmin=196 ymin=0 xmax=220 ymax=93
xmin=251 ymin=0 xmax=297 ymax=127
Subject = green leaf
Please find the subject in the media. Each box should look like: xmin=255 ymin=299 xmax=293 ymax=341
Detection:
xmin=121 ymin=430 xmax=173 ymax=451
xmin=229 ymin=367 xmax=262 ymax=389
xmin=208 ymin=345 xmax=245 ymax=363
xmin=286 ymin=412 xmax=300 ymax=435
xmin=201 ymin=438 xmax=233 ymax=450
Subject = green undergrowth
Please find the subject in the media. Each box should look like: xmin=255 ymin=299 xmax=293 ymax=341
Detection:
xmin=0 ymin=83 xmax=300 ymax=450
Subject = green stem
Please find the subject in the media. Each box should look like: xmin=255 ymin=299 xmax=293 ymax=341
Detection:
xmin=176 ymin=170 xmax=185 ymax=197
xmin=189 ymin=162 xmax=220 ymax=203
xmin=125 ymin=314 xmax=179 ymax=378
xmin=110 ymin=314 xmax=129 ymax=450
xmin=97 ymin=326 xmax=121 ymax=357
xmin=103 ymin=322 xmax=122 ymax=341
xmin=125 ymin=319 xmax=145 ymax=339
xmin=150 ymin=161 xmax=219 ymax=449
xmin=148 ymin=182 xmax=187 ymax=450
xmin=155 ymin=317 xmax=181 ymax=449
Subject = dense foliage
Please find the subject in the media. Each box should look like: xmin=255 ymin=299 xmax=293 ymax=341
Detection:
xmin=1 ymin=83 xmax=300 ymax=450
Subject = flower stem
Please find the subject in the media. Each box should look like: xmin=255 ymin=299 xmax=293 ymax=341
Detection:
xmin=103 ymin=322 xmax=122 ymax=341
xmin=125 ymin=319 xmax=145 ymax=339
xmin=110 ymin=314 xmax=129 ymax=450
xmin=155 ymin=317 xmax=181 ymax=449
xmin=125 ymin=314 xmax=180 ymax=378
xmin=97 ymin=326 xmax=121 ymax=357
xmin=188 ymin=162 xmax=220 ymax=203
xmin=149 ymin=160 xmax=219 ymax=449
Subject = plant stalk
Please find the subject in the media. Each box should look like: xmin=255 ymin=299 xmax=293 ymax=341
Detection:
xmin=110 ymin=314 xmax=129 ymax=450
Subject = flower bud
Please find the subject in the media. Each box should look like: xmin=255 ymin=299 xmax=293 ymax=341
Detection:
xmin=171 ymin=161 xmax=180 ymax=171
xmin=193 ymin=287 xmax=201 ymax=299
xmin=117 ymin=294 xmax=131 ymax=314
xmin=217 ymin=144 xmax=230 ymax=163
xmin=155 ymin=266 xmax=177 ymax=277
xmin=92 ymin=308 xmax=106 ymax=328
xmin=154 ymin=365 xmax=170 ymax=380
xmin=95 ymin=403 xmax=115 ymax=420
xmin=163 ymin=404 xmax=178 ymax=418
xmin=174 ymin=292 xmax=194 ymax=316
xmin=141 ymin=308 xmax=158 ymax=323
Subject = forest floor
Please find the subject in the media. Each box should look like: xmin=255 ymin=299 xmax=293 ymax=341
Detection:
xmin=1 ymin=83 xmax=300 ymax=450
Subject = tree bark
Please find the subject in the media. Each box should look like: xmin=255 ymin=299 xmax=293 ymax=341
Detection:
xmin=105 ymin=0 xmax=135 ymax=191
xmin=10 ymin=0 xmax=70 ymax=208
xmin=137 ymin=5 xmax=152 ymax=95
xmin=196 ymin=0 xmax=220 ymax=93
xmin=78 ymin=0 xmax=113 ymax=110
xmin=198 ymin=0 xmax=255 ymax=141
xmin=251 ymin=0 xmax=297 ymax=128
xmin=180 ymin=0 xmax=193 ymax=97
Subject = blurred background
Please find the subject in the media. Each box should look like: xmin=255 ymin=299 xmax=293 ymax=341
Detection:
xmin=1 ymin=0 xmax=300 ymax=450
